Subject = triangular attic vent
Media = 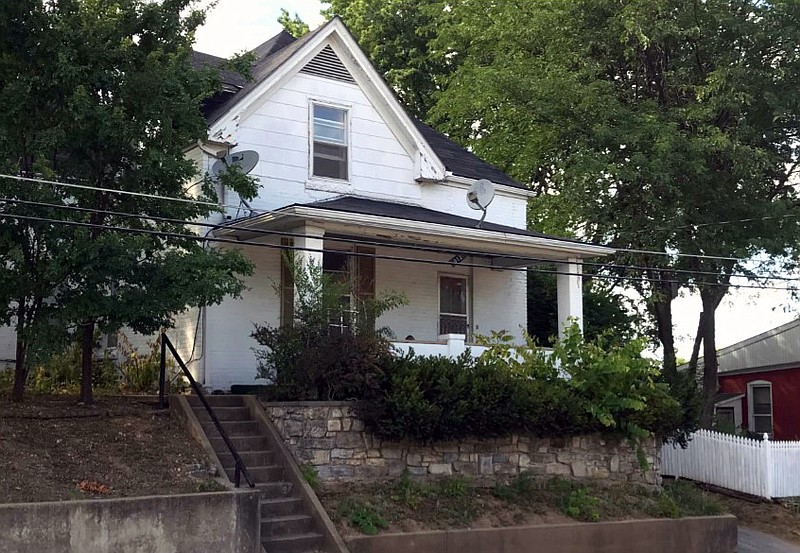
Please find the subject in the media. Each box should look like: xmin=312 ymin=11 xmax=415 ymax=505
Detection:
xmin=300 ymin=45 xmax=355 ymax=84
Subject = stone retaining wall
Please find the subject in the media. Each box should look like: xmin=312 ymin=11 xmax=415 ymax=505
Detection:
xmin=261 ymin=401 xmax=660 ymax=484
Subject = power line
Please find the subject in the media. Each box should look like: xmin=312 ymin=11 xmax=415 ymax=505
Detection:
xmin=4 ymin=196 xmax=800 ymax=283
xmin=3 ymin=210 xmax=798 ymax=292
xmin=2 ymin=171 xmax=787 ymax=264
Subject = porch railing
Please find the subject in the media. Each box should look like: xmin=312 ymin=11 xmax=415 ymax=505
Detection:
xmin=158 ymin=332 xmax=254 ymax=488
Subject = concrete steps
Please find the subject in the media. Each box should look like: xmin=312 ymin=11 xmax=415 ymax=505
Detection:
xmin=188 ymin=395 xmax=325 ymax=553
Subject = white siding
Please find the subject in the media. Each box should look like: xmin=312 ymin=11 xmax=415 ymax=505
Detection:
xmin=203 ymin=243 xmax=282 ymax=390
xmin=0 ymin=325 xmax=15 ymax=368
xmin=419 ymin=182 xmax=527 ymax=229
xmin=228 ymin=72 xmax=420 ymax=214
xmin=376 ymin=247 xmax=526 ymax=344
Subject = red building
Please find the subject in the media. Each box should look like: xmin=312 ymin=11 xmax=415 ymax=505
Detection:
xmin=703 ymin=319 xmax=800 ymax=440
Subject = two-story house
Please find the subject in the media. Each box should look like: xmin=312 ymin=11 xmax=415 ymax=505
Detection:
xmin=0 ymin=18 xmax=612 ymax=390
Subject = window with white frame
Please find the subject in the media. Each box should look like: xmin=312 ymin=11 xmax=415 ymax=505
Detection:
xmin=312 ymin=104 xmax=348 ymax=180
xmin=748 ymin=381 xmax=773 ymax=435
xmin=439 ymin=275 xmax=469 ymax=335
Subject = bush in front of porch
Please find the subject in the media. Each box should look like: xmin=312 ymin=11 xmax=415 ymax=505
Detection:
xmin=252 ymin=254 xmax=406 ymax=401
xmin=357 ymin=325 xmax=692 ymax=445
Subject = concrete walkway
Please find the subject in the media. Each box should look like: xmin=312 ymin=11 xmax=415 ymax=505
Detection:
xmin=739 ymin=527 xmax=800 ymax=553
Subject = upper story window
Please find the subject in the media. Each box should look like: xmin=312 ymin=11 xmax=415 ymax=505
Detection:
xmin=312 ymin=104 xmax=348 ymax=180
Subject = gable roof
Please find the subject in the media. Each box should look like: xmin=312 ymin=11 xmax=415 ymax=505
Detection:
xmin=192 ymin=20 xmax=526 ymax=190
xmin=686 ymin=318 xmax=800 ymax=375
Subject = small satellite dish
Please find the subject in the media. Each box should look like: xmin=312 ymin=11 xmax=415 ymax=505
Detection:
xmin=466 ymin=179 xmax=495 ymax=227
xmin=211 ymin=150 xmax=259 ymax=178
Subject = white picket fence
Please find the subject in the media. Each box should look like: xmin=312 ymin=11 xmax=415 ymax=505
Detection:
xmin=661 ymin=429 xmax=800 ymax=499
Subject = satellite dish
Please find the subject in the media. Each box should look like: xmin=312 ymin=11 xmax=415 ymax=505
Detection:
xmin=466 ymin=179 xmax=495 ymax=227
xmin=211 ymin=150 xmax=259 ymax=178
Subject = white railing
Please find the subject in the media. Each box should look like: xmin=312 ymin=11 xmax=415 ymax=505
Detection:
xmin=391 ymin=334 xmax=487 ymax=358
xmin=662 ymin=429 xmax=800 ymax=499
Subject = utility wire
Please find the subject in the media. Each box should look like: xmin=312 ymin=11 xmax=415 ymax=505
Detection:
xmin=2 ymin=210 xmax=798 ymax=292
xmin=3 ymin=172 xmax=791 ymax=264
xmin=2 ymin=196 xmax=798 ymax=283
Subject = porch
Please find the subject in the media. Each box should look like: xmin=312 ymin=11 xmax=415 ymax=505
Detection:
xmin=204 ymin=197 xmax=611 ymax=389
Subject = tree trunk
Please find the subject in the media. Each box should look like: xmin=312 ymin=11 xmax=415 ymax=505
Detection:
xmin=11 ymin=337 xmax=27 ymax=402
xmin=698 ymin=287 xmax=726 ymax=428
xmin=688 ymin=310 xmax=707 ymax=379
xmin=653 ymin=297 xmax=677 ymax=377
xmin=80 ymin=321 xmax=95 ymax=405
xmin=650 ymin=279 xmax=679 ymax=377
xmin=11 ymin=302 xmax=27 ymax=402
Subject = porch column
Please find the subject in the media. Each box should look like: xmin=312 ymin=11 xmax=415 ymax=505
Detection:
xmin=292 ymin=224 xmax=325 ymax=302
xmin=556 ymin=257 xmax=583 ymax=339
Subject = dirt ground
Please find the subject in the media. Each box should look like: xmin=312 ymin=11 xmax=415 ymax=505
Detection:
xmin=715 ymin=493 xmax=800 ymax=546
xmin=0 ymin=394 xmax=218 ymax=503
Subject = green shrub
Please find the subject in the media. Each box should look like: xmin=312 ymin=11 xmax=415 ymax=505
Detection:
xmin=300 ymin=463 xmax=320 ymax=492
xmin=27 ymin=340 xmax=117 ymax=394
xmin=252 ymin=255 xmax=405 ymax=401
xmin=117 ymin=334 xmax=185 ymax=394
xmin=563 ymin=487 xmax=601 ymax=522
xmin=658 ymin=480 xmax=724 ymax=517
xmin=358 ymin=324 xmax=694 ymax=444
xmin=336 ymin=498 xmax=388 ymax=535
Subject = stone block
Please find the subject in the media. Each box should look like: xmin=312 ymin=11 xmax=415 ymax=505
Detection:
xmin=459 ymin=444 xmax=474 ymax=453
xmin=494 ymin=464 xmax=517 ymax=475
xmin=307 ymin=420 xmax=328 ymax=438
xmin=342 ymin=418 xmax=352 ymax=431
xmin=609 ymin=455 xmax=620 ymax=473
xmin=355 ymin=464 xmax=389 ymax=478
xmin=317 ymin=465 xmax=354 ymax=479
xmin=422 ymin=454 xmax=439 ymax=463
xmin=307 ymin=449 xmax=331 ymax=466
xmin=407 ymin=466 xmax=427 ymax=476
xmin=493 ymin=453 xmax=509 ymax=464
xmin=436 ymin=443 xmax=460 ymax=453
xmin=406 ymin=454 xmax=422 ymax=466
xmin=556 ymin=452 xmax=573 ymax=463
xmin=382 ymin=448 xmax=403 ymax=459
xmin=336 ymin=432 xmax=364 ymax=448
xmin=327 ymin=419 xmax=342 ymax=432
xmin=332 ymin=448 xmax=354 ymax=459
xmin=545 ymin=463 xmax=571 ymax=476
xmin=366 ymin=458 xmax=388 ymax=467
xmin=479 ymin=455 xmax=494 ymax=475
xmin=519 ymin=454 xmax=531 ymax=468
xmin=285 ymin=419 xmax=303 ymax=437
xmin=571 ymin=461 xmax=588 ymax=478
xmin=330 ymin=408 xmax=343 ymax=418
xmin=587 ymin=466 xmax=610 ymax=479
xmin=298 ymin=437 xmax=335 ymax=449
xmin=428 ymin=463 xmax=453 ymax=476
xmin=531 ymin=453 xmax=556 ymax=464
xmin=443 ymin=453 xmax=459 ymax=463
xmin=388 ymin=459 xmax=407 ymax=476
xmin=367 ymin=449 xmax=381 ymax=458
xmin=453 ymin=461 xmax=477 ymax=475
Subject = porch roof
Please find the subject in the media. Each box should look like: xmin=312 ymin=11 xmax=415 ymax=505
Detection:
xmin=215 ymin=196 xmax=614 ymax=263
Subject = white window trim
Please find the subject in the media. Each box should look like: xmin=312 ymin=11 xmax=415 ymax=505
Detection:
xmin=438 ymin=273 xmax=470 ymax=338
xmin=308 ymin=99 xmax=352 ymax=188
xmin=747 ymin=380 xmax=773 ymax=437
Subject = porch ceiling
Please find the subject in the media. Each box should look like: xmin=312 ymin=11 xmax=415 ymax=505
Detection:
xmin=214 ymin=198 xmax=613 ymax=265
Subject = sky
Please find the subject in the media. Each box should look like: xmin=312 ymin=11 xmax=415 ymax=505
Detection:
xmin=194 ymin=0 xmax=325 ymax=57
xmin=193 ymin=1 xmax=799 ymax=356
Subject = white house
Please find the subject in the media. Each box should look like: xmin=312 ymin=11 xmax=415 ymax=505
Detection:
xmin=0 ymin=18 xmax=612 ymax=389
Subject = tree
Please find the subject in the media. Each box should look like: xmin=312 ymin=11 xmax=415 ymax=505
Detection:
xmin=430 ymin=0 xmax=800 ymax=426
xmin=278 ymin=8 xmax=309 ymax=38
xmin=321 ymin=0 xmax=449 ymax=119
xmin=527 ymin=270 xmax=642 ymax=347
xmin=0 ymin=0 xmax=257 ymax=403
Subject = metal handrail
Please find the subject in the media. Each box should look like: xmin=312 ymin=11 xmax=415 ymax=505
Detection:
xmin=158 ymin=332 xmax=254 ymax=488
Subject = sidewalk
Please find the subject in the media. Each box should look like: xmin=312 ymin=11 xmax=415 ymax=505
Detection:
xmin=739 ymin=527 xmax=800 ymax=553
